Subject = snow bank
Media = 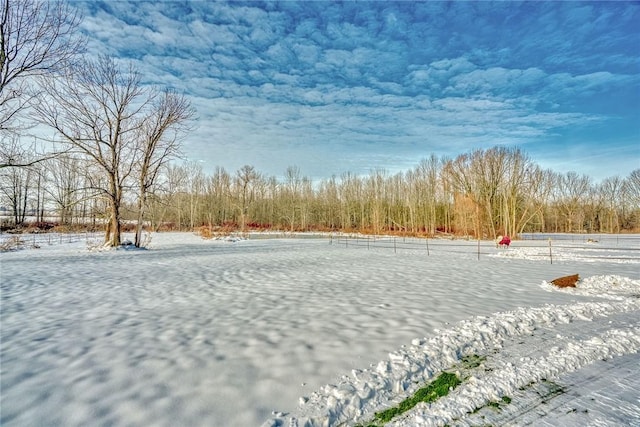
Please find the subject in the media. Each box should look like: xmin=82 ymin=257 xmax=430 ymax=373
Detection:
xmin=266 ymin=278 xmax=640 ymax=426
xmin=492 ymin=243 xmax=640 ymax=264
xmin=541 ymin=274 xmax=640 ymax=300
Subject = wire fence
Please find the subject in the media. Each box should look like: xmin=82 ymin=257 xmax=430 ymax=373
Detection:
xmin=2 ymin=230 xmax=639 ymax=265
xmin=0 ymin=232 xmax=103 ymax=252
xmin=327 ymin=233 xmax=640 ymax=264
xmin=519 ymin=233 xmax=640 ymax=246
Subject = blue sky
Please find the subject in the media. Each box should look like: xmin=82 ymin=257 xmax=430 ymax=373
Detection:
xmin=73 ymin=1 xmax=639 ymax=181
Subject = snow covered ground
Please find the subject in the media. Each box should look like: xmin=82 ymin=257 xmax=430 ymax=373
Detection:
xmin=1 ymin=232 xmax=638 ymax=426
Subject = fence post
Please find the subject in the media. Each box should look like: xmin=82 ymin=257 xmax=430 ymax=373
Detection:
xmin=345 ymin=235 xmax=348 ymax=248
xmin=367 ymin=235 xmax=370 ymax=250
xmin=426 ymin=238 xmax=430 ymax=256
xmin=394 ymin=236 xmax=397 ymax=254
xmin=477 ymin=238 xmax=480 ymax=260
xmin=548 ymin=238 xmax=553 ymax=264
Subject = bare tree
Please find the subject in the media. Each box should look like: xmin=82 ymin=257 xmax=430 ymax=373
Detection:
xmin=234 ymin=165 xmax=259 ymax=232
xmin=317 ymin=175 xmax=340 ymax=230
xmin=37 ymin=57 xmax=194 ymax=247
xmin=205 ymin=166 xmax=232 ymax=227
xmin=364 ymin=168 xmax=387 ymax=234
xmin=281 ymin=166 xmax=302 ymax=231
xmin=186 ymin=162 xmax=206 ymax=229
xmin=444 ymin=147 xmax=551 ymax=238
xmin=624 ymin=169 xmax=640 ymax=207
xmin=158 ymin=163 xmax=189 ymax=229
xmin=622 ymin=169 xmax=640 ymax=230
xmin=597 ymin=176 xmax=623 ymax=233
xmin=498 ymin=148 xmax=539 ymax=237
xmin=43 ymin=154 xmax=92 ymax=225
xmin=134 ymin=90 xmax=194 ymax=247
xmin=556 ymin=171 xmax=592 ymax=232
xmin=0 ymin=156 xmax=32 ymax=224
xmin=413 ymin=156 xmax=441 ymax=235
xmin=445 ymin=152 xmax=483 ymax=237
xmin=34 ymin=55 xmax=147 ymax=246
xmin=0 ymin=0 xmax=84 ymax=134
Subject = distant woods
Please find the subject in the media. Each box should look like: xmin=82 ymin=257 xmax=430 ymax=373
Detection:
xmin=3 ymin=146 xmax=638 ymax=238
xmin=142 ymin=149 xmax=640 ymax=236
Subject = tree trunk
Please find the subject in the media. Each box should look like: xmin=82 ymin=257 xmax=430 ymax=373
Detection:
xmin=105 ymin=181 xmax=122 ymax=246
xmin=109 ymin=201 xmax=122 ymax=246
xmin=134 ymin=190 xmax=146 ymax=247
xmin=104 ymin=214 xmax=112 ymax=244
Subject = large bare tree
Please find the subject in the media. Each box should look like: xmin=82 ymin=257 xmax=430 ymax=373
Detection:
xmin=34 ymin=55 xmax=149 ymax=246
xmin=35 ymin=55 xmax=194 ymax=246
xmin=133 ymin=89 xmax=194 ymax=247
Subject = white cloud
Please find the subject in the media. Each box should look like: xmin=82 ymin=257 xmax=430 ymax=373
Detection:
xmin=58 ymin=1 xmax=639 ymax=182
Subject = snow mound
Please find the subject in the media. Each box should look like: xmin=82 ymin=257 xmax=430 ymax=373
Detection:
xmin=541 ymin=275 xmax=640 ymax=300
xmin=492 ymin=245 xmax=639 ymax=264
xmin=215 ymin=235 xmax=246 ymax=242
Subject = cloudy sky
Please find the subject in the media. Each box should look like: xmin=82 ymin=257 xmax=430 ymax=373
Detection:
xmin=72 ymin=1 xmax=639 ymax=181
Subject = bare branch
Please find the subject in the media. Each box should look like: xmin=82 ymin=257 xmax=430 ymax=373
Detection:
xmin=0 ymin=0 xmax=85 ymax=132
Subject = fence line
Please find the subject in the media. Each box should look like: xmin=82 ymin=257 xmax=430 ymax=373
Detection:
xmin=520 ymin=233 xmax=639 ymax=246
xmin=328 ymin=234 xmax=640 ymax=264
xmin=0 ymin=231 xmax=103 ymax=251
xmin=2 ymin=231 xmax=639 ymax=264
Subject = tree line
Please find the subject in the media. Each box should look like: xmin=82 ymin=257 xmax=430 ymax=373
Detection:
xmin=103 ymin=150 xmax=640 ymax=236
xmin=4 ymin=146 xmax=638 ymax=239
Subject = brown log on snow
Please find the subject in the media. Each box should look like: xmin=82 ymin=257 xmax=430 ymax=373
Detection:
xmin=550 ymin=274 xmax=580 ymax=288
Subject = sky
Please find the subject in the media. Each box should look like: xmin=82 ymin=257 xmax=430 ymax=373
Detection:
xmin=70 ymin=1 xmax=640 ymax=182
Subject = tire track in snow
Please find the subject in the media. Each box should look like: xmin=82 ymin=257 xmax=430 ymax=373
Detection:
xmin=267 ymin=292 xmax=640 ymax=427
xmin=393 ymin=318 xmax=640 ymax=426
xmin=453 ymin=352 xmax=640 ymax=427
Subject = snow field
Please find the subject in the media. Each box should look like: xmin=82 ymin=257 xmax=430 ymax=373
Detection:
xmin=1 ymin=232 xmax=639 ymax=426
